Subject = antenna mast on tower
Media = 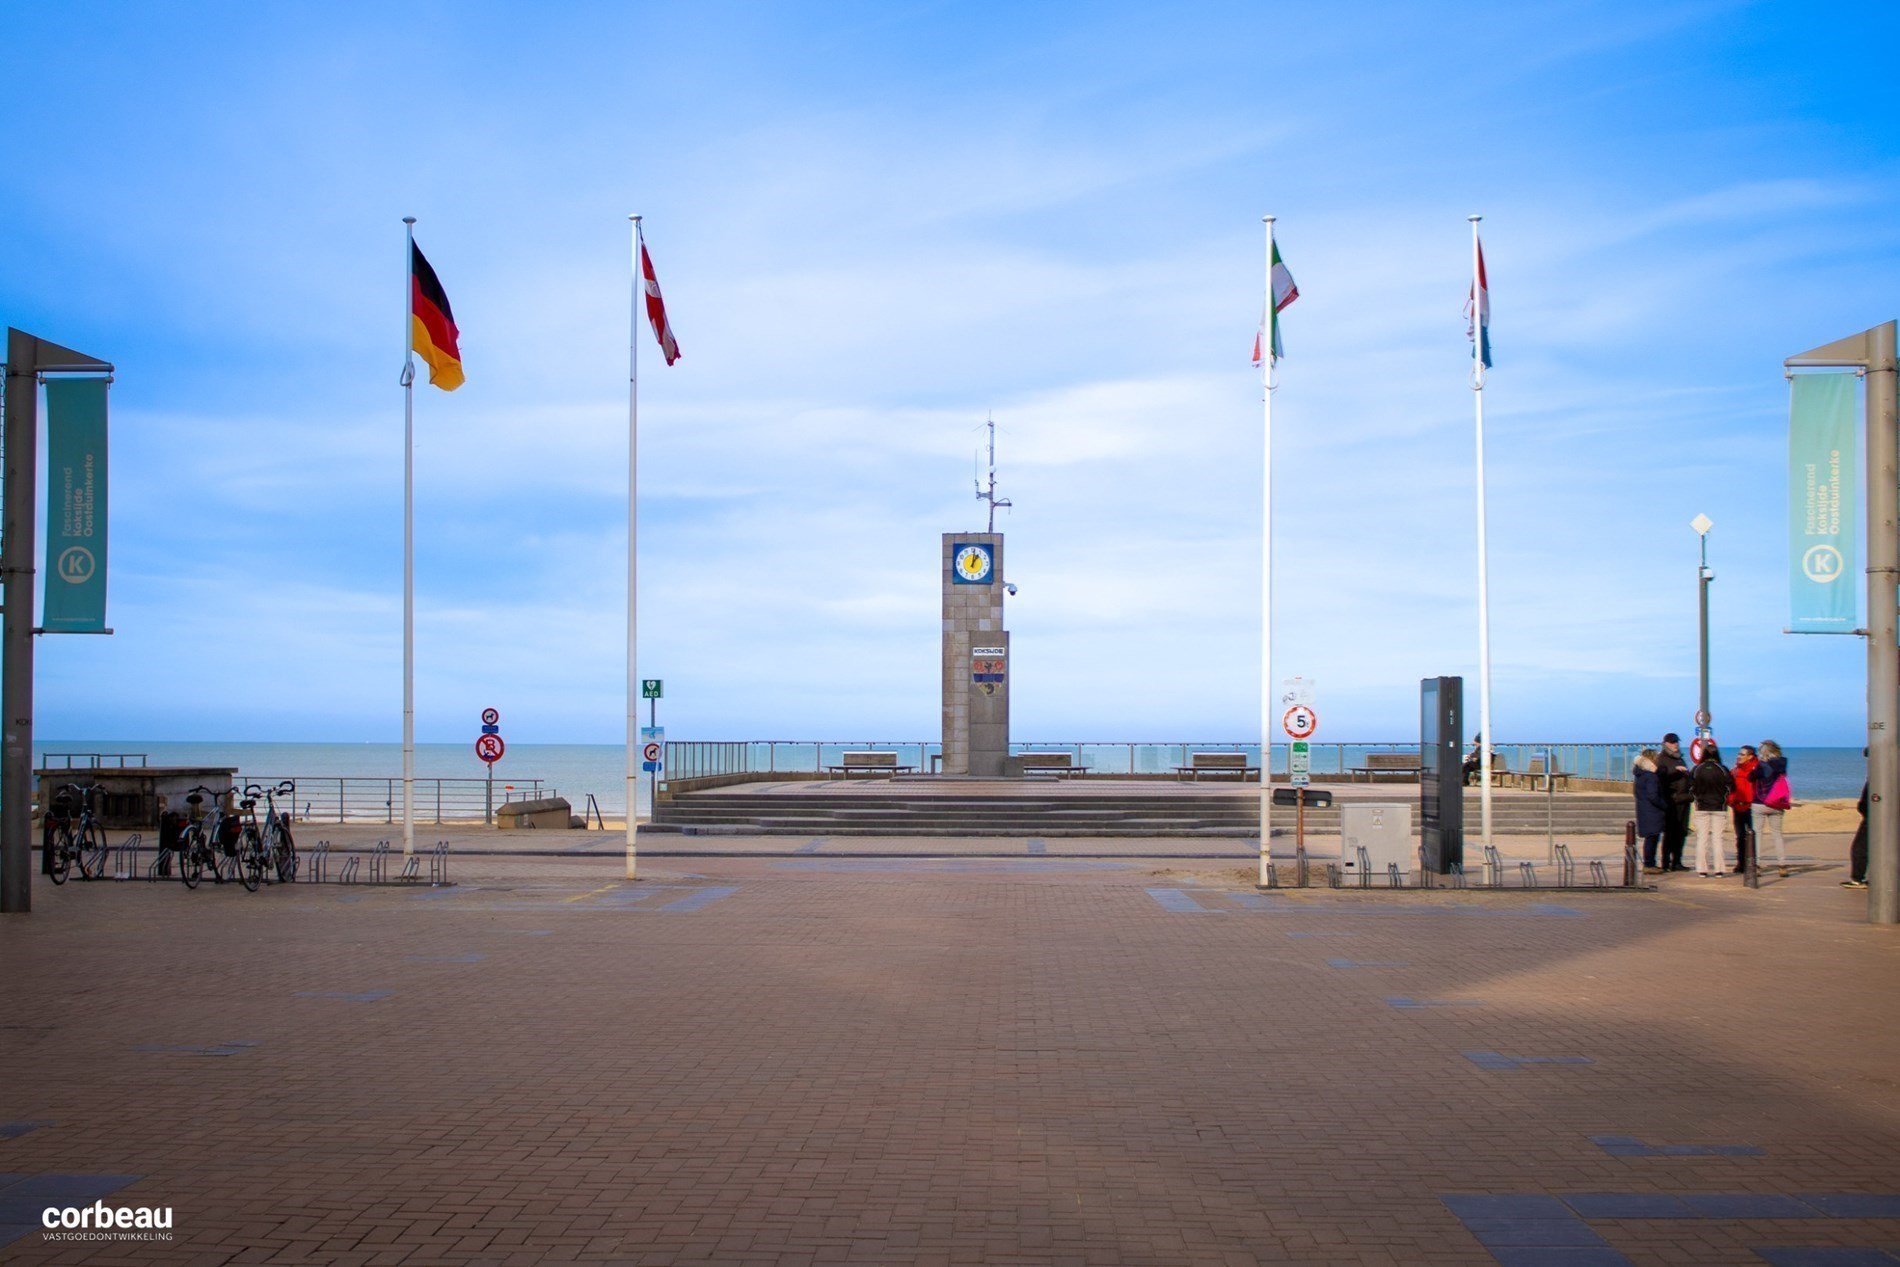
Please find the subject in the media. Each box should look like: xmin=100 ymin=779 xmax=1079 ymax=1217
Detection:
xmin=975 ymin=415 xmax=1012 ymax=532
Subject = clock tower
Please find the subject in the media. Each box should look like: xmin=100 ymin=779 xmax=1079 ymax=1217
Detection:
xmin=941 ymin=533 xmax=1008 ymax=776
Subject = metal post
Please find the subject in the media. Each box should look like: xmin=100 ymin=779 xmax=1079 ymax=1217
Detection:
xmin=1868 ymin=323 xmax=1898 ymax=925
xmin=1695 ymin=518 xmax=1713 ymax=744
xmin=2 ymin=331 xmax=39 ymax=911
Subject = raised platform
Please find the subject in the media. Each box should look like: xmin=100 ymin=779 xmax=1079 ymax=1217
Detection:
xmin=650 ymin=777 xmax=1634 ymax=837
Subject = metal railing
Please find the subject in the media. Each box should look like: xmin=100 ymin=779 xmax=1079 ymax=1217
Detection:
xmin=40 ymin=752 xmax=149 ymax=769
xmin=662 ymin=741 xmax=1650 ymax=783
xmin=247 ymin=777 xmax=551 ymax=824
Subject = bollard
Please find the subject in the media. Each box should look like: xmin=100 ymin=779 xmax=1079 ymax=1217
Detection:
xmin=1623 ymin=820 xmax=1637 ymax=885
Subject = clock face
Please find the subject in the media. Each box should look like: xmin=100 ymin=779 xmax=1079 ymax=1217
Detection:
xmin=952 ymin=543 xmax=993 ymax=584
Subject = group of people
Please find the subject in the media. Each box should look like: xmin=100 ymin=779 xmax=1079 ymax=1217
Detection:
xmin=1631 ymin=733 xmax=1791 ymax=877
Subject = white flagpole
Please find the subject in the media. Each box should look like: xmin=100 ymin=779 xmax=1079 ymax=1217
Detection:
xmin=401 ymin=217 xmax=417 ymax=858
xmin=627 ymin=216 xmax=648 ymax=880
xmin=1470 ymin=214 xmax=1494 ymax=850
xmin=1260 ymin=215 xmax=1275 ymax=886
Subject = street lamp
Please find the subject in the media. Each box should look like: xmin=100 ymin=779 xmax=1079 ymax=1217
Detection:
xmin=1692 ymin=514 xmax=1714 ymax=753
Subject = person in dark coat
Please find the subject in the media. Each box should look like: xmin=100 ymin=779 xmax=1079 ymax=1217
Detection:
xmin=1844 ymin=747 xmax=1869 ymax=890
xmin=1632 ymin=749 xmax=1668 ymax=869
xmin=1689 ymin=743 xmax=1735 ymax=875
xmin=1654 ymin=733 xmax=1691 ymax=871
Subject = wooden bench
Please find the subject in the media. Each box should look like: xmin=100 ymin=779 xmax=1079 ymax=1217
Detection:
xmin=824 ymin=752 xmax=916 ymax=779
xmin=1018 ymin=752 xmax=1088 ymax=779
xmin=1349 ymin=751 xmax=1423 ymax=782
xmin=1174 ymin=752 xmax=1260 ymax=782
xmin=1512 ymin=756 xmax=1570 ymax=790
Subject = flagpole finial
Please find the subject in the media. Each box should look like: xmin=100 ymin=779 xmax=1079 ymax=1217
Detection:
xmin=1263 ymin=214 xmax=1275 ymax=224
xmin=403 ymin=216 xmax=416 ymax=225
xmin=1468 ymin=214 xmax=1482 ymax=223
xmin=631 ymin=214 xmax=641 ymax=223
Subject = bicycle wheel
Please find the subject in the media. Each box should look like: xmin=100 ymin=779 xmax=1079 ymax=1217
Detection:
xmin=48 ymin=825 xmax=73 ymax=885
xmin=78 ymin=822 xmax=110 ymax=880
xmin=269 ymin=822 xmax=297 ymax=883
xmin=180 ymin=831 xmax=204 ymax=889
xmin=237 ymin=827 xmax=263 ymax=892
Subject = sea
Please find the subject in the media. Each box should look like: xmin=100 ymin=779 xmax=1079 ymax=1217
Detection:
xmin=32 ymin=741 xmax=1875 ymax=812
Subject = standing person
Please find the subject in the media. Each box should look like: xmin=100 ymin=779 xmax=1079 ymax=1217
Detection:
xmin=1655 ymin=733 xmax=1691 ymax=872
xmin=1752 ymin=739 xmax=1791 ymax=876
xmin=1632 ymin=749 xmax=1669 ymax=870
xmin=1730 ymin=745 xmax=1760 ymax=876
xmin=1844 ymin=748 xmax=1869 ymax=890
xmin=1690 ymin=743 xmax=1735 ymax=876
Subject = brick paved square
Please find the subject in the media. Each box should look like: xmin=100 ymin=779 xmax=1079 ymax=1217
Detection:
xmin=1 ymin=834 xmax=1895 ymax=1264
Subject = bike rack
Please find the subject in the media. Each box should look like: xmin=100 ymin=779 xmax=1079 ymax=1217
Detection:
xmin=1588 ymin=859 xmax=1609 ymax=887
xmin=1449 ymin=862 xmax=1468 ymax=890
xmin=1624 ymin=841 xmax=1642 ymax=888
xmin=112 ymin=833 xmax=142 ymax=881
xmin=1518 ymin=860 xmax=1539 ymax=887
xmin=1483 ymin=845 xmax=1504 ymax=889
xmin=307 ymin=841 xmax=330 ymax=884
xmin=1386 ymin=862 xmax=1404 ymax=889
xmin=1262 ymin=859 xmax=1278 ymax=889
xmin=397 ymin=851 xmax=421 ymax=881
xmin=1355 ymin=845 xmax=1372 ymax=889
xmin=1554 ymin=843 xmax=1576 ymax=888
xmin=337 ymin=854 xmax=360 ymax=884
xmin=1418 ymin=844 xmax=1435 ymax=890
xmin=1295 ymin=843 xmax=1308 ymax=889
xmin=429 ymin=841 xmax=451 ymax=887
xmin=1325 ymin=862 xmax=1342 ymax=889
xmin=367 ymin=840 xmax=391 ymax=884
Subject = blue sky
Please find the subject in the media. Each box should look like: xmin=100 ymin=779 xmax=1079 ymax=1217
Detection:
xmin=5 ymin=0 xmax=1896 ymax=747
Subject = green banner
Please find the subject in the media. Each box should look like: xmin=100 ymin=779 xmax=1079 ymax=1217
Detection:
xmin=1788 ymin=373 xmax=1856 ymax=632
xmin=42 ymin=378 xmax=109 ymax=632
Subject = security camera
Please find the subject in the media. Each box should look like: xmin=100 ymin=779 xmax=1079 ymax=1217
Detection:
xmin=1004 ymin=583 xmax=1018 ymax=596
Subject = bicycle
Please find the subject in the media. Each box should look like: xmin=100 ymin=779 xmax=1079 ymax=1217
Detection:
xmin=177 ymin=786 xmax=237 ymax=890
xmin=44 ymin=782 xmax=111 ymax=885
xmin=231 ymin=783 xmax=296 ymax=891
xmin=244 ymin=782 xmax=298 ymax=884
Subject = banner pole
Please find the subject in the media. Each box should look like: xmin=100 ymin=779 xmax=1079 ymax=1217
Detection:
xmin=627 ymin=216 xmax=641 ymax=881
xmin=1260 ymin=215 xmax=1275 ymax=886
xmin=1867 ymin=322 xmax=1898 ymax=924
xmin=402 ymin=217 xmax=416 ymax=858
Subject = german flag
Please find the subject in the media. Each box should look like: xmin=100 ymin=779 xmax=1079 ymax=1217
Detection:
xmin=410 ymin=241 xmax=464 ymax=391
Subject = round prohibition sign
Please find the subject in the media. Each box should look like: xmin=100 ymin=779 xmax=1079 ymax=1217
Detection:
xmin=1282 ymin=705 xmax=1318 ymax=740
xmin=475 ymin=734 xmax=505 ymax=764
xmin=481 ymin=707 xmax=500 ymax=726
xmin=642 ymin=742 xmax=662 ymax=764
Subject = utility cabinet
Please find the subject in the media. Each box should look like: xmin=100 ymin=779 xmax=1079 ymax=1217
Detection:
xmin=1339 ymin=803 xmax=1413 ymax=881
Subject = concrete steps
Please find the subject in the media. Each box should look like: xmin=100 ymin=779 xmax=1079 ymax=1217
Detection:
xmin=651 ymin=788 xmax=1637 ymax=838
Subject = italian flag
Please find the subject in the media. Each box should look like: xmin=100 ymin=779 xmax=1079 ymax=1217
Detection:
xmin=1251 ymin=241 xmax=1300 ymax=367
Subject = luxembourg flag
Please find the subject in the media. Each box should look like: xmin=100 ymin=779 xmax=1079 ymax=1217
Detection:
xmin=1465 ymin=235 xmax=1492 ymax=369
xmin=1251 ymin=241 xmax=1299 ymax=367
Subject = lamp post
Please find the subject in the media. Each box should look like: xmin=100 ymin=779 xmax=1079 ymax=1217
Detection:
xmin=1692 ymin=514 xmax=1714 ymax=752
